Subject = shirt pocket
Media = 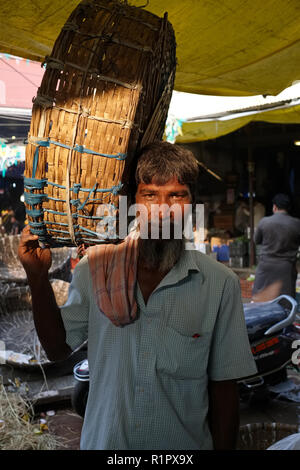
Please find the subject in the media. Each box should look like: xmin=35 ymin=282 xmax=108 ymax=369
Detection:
xmin=156 ymin=325 xmax=211 ymax=380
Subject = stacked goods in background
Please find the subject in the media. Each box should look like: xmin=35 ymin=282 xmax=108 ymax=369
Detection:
xmin=228 ymin=239 xmax=249 ymax=268
xmin=239 ymin=277 xmax=254 ymax=299
xmin=24 ymin=0 xmax=176 ymax=247
xmin=210 ymin=236 xmax=233 ymax=263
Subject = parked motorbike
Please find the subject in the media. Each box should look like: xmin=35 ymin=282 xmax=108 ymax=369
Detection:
xmin=72 ymin=357 xmax=89 ymax=418
xmin=239 ymin=294 xmax=300 ymax=401
xmin=72 ymin=295 xmax=300 ymax=417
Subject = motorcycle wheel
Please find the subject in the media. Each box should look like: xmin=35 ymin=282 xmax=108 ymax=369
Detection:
xmin=71 ymin=381 xmax=89 ymax=418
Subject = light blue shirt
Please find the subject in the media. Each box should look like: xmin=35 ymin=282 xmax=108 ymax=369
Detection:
xmin=61 ymin=248 xmax=257 ymax=450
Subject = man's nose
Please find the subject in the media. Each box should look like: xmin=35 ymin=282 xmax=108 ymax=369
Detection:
xmin=156 ymin=200 xmax=170 ymax=220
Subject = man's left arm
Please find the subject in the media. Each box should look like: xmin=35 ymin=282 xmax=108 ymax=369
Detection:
xmin=208 ymin=379 xmax=240 ymax=450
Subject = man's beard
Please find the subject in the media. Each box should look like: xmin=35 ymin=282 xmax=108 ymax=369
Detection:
xmin=139 ymin=237 xmax=184 ymax=273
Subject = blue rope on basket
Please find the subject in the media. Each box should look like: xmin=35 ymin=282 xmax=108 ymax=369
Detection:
xmin=24 ymin=136 xmax=125 ymax=245
xmin=32 ymin=139 xmax=127 ymax=168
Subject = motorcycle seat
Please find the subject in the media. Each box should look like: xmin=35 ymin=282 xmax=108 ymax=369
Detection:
xmin=243 ymin=301 xmax=287 ymax=342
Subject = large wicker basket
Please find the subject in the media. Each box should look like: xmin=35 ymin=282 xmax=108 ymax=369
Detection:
xmin=238 ymin=422 xmax=300 ymax=450
xmin=24 ymin=0 xmax=176 ymax=247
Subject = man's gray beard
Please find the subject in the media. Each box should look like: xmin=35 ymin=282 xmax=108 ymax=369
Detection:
xmin=139 ymin=238 xmax=184 ymax=273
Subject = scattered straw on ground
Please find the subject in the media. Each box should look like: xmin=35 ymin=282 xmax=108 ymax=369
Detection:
xmin=0 ymin=384 xmax=63 ymax=450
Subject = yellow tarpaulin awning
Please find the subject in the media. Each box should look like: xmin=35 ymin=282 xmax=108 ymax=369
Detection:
xmin=1 ymin=0 xmax=300 ymax=97
xmin=174 ymin=101 xmax=300 ymax=143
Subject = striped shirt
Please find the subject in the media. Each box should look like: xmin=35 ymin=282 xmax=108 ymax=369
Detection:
xmin=61 ymin=247 xmax=257 ymax=450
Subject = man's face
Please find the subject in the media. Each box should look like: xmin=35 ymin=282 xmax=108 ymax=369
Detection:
xmin=135 ymin=176 xmax=192 ymax=239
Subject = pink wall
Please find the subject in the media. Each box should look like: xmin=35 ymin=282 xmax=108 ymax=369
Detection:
xmin=0 ymin=55 xmax=44 ymax=109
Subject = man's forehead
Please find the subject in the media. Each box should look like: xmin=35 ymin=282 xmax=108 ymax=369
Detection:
xmin=138 ymin=176 xmax=188 ymax=189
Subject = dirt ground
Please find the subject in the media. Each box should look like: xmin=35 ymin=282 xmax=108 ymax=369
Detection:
xmin=46 ymin=407 xmax=83 ymax=450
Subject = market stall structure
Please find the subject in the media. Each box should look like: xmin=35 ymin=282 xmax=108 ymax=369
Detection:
xmin=0 ymin=0 xmax=300 ymax=449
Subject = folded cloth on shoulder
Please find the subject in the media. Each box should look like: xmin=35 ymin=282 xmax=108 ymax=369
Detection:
xmin=87 ymin=231 xmax=139 ymax=327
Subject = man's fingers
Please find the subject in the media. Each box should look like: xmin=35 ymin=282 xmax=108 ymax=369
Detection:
xmin=19 ymin=226 xmax=39 ymax=256
xmin=21 ymin=225 xmax=38 ymax=241
xmin=22 ymin=225 xmax=31 ymax=235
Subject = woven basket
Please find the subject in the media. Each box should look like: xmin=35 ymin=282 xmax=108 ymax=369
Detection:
xmin=0 ymin=279 xmax=70 ymax=316
xmin=0 ymin=284 xmax=31 ymax=316
xmin=0 ymin=280 xmax=70 ymax=367
xmin=24 ymin=0 xmax=176 ymax=247
xmin=0 ymin=235 xmax=72 ymax=283
xmin=238 ymin=422 xmax=300 ymax=450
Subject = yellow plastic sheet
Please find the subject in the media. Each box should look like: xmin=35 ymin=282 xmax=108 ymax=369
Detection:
xmin=176 ymin=116 xmax=252 ymax=143
xmin=175 ymin=103 xmax=300 ymax=143
xmin=1 ymin=1 xmax=300 ymax=97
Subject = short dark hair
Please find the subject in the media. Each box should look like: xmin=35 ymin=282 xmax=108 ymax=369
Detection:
xmin=272 ymin=193 xmax=290 ymax=211
xmin=135 ymin=141 xmax=199 ymax=201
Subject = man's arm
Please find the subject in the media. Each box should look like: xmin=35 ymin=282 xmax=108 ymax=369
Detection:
xmin=18 ymin=226 xmax=72 ymax=361
xmin=208 ymin=379 xmax=240 ymax=450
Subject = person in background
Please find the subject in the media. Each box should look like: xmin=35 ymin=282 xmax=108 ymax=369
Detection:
xmin=235 ymin=197 xmax=266 ymax=235
xmin=1 ymin=207 xmax=14 ymax=234
xmin=18 ymin=141 xmax=257 ymax=451
xmin=253 ymin=198 xmax=266 ymax=230
xmin=10 ymin=213 xmax=21 ymax=235
xmin=252 ymin=193 xmax=300 ymax=302
xmin=235 ymin=197 xmax=249 ymax=234
xmin=0 ymin=211 xmax=5 ymax=235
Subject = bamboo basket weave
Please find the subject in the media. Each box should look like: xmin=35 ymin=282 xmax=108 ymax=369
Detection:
xmin=24 ymin=0 xmax=176 ymax=247
xmin=237 ymin=422 xmax=300 ymax=450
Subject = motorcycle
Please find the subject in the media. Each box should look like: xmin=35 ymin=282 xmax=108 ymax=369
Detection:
xmin=239 ymin=294 xmax=300 ymax=401
xmin=71 ymin=294 xmax=300 ymax=417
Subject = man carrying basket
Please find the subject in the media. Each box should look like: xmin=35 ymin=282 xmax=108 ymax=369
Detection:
xmin=18 ymin=141 xmax=256 ymax=450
